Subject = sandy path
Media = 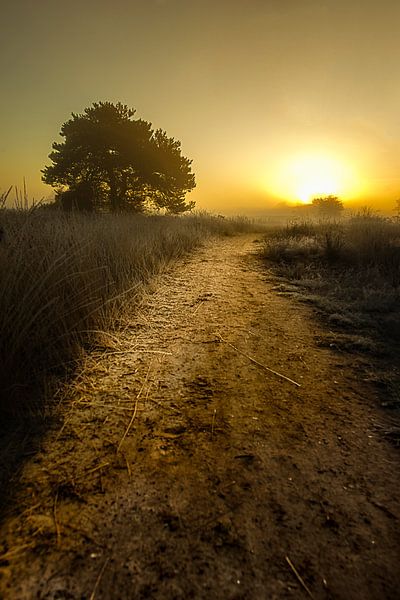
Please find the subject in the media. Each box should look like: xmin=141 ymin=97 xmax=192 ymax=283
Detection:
xmin=1 ymin=234 xmax=399 ymax=599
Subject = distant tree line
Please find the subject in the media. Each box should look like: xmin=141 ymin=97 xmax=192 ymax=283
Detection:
xmin=42 ymin=102 xmax=196 ymax=213
xmin=311 ymin=195 xmax=344 ymax=217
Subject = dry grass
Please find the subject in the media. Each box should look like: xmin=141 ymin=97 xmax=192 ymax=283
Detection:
xmin=0 ymin=208 xmax=256 ymax=415
xmin=261 ymin=213 xmax=400 ymax=414
xmin=262 ymin=214 xmax=400 ymax=348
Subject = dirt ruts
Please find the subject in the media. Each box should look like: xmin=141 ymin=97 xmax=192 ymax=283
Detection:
xmin=0 ymin=234 xmax=399 ymax=599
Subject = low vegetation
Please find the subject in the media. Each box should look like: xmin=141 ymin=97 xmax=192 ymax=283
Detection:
xmin=0 ymin=207 xmax=255 ymax=415
xmin=261 ymin=213 xmax=400 ymax=416
xmin=262 ymin=213 xmax=400 ymax=356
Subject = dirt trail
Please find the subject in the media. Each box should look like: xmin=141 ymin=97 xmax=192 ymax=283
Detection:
xmin=1 ymin=234 xmax=399 ymax=599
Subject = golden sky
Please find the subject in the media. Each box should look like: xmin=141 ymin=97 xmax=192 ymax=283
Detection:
xmin=1 ymin=0 xmax=400 ymax=213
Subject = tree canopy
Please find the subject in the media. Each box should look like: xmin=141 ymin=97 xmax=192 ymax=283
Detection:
xmin=312 ymin=195 xmax=344 ymax=217
xmin=42 ymin=102 xmax=196 ymax=213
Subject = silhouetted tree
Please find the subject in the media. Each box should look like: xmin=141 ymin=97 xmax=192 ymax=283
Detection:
xmin=312 ymin=195 xmax=344 ymax=217
xmin=42 ymin=102 xmax=196 ymax=213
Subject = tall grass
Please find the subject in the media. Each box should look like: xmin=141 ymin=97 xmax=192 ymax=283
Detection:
xmin=263 ymin=214 xmax=400 ymax=281
xmin=262 ymin=214 xmax=400 ymax=346
xmin=0 ymin=209 xmax=252 ymax=415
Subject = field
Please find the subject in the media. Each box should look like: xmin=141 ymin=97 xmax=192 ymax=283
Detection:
xmin=0 ymin=213 xmax=399 ymax=599
xmin=0 ymin=207 xmax=254 ymax=416
xmin=262 ymin=214 xmax=400 ymax=353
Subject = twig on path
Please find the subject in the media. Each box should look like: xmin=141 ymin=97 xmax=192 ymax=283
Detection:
xmin=53 ymin=491 xmax=61 ymax=545
xmin=117 ymin=363 xmax=152 ymax=452
xmin=193 ymin=300 xmax=206 ymax=315
xmin=217 ymin=335 xmax=301 ymax=387
xmin=211 ymin=409 xmax=217 ymax=437
xmin=89 ymin=557 xmax=110 ymax=600
xmin=0 ymin=542 xmax=36 ymax=562
xmin=147 ymin=397 xmax=181 ymax=413
xmin=85 ymin=462 xmax=110 ymax=475
xmin=285 ymin=556 xmax=315 ymax=599
xmin=97 ymin=349 xmax=172 ymax=357
xmin=124 ymin=454 xmax=132 ymax=478
xmin=117 ymin=395 xmax=141 ymax=453
xmin=122 ymin=369 xmax=138 ymax=377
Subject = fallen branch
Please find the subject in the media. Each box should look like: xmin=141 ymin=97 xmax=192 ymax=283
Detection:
xmin=217 ymin=335 xmax=301 ymax=387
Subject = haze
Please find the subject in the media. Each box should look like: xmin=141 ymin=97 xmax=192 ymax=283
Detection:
xmin=1 ymin=0 xmax=400 ymax=214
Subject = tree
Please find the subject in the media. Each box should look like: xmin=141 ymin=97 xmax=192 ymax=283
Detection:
xmin=42 ymin=102 xmax=196 ymax=213
xmin=312 ymin=195 xmax=344 ymax=217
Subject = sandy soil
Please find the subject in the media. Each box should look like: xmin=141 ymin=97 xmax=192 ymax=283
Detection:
xmin=0 ymin=234 xmax=399 ymax=600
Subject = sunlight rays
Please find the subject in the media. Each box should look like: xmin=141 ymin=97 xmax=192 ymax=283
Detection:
xmin=265 ymin=152 xmax=362 ymax=204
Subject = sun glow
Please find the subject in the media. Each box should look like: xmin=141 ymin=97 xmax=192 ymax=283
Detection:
xmin=266 ymin=153 xmax=361 ymax=204
xmin=293 ymin=156 xmax=341 ymax=202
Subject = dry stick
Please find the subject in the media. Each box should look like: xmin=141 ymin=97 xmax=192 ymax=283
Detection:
xmin=117 ymin=363 xmax=152 ymax=452
xmin=0 ymin=542 xmax=36 ymax=562
xmin=117 ymin=396 xmax=140 ymax=452
xmin=55 ymin=416 xmax=71 ymax=441
xmin=211 ymin=409 xmax=217 ymax=437
xmin=89 ymin=557 xmax=110 ymax=600
xmin=19 ymin=502 xmax=41 ymax=517
xmin=99 ymin=349 xmax=172 ymax=357
xmin=285 ymin=556 xmax=315 ymax=600
xmin=193 ymin=299 xmax=206 ymax=315
xmin=122 ymin=369 xmax=138 ymax=377
xmin=147 ymin=397 xmax=181 ymax=413
xmin=217 ymin=335 xmax=301 ymax=388
xmin=124 ymin=454 xmax=132 ymax=478
xmin=53 ymin=491 xmax=61 ymax=545
xmin=86 ymin=462 xmax=110 ymax=475
xmin=73 ymin=400 xmax=144 ymax=412
xmin=142 ymin=378 xmax=153 ymax=408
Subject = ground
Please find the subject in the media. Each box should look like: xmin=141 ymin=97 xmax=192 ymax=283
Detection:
xmin=0 ymin=235 xmax=399 ymax=599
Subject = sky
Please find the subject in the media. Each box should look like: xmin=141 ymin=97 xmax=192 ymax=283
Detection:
xmin=1 ymin=0 xmax=400 ymax=214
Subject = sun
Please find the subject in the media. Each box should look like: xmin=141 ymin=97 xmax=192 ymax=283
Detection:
xmin=265 ymin=152 xmax=360 ymax=204
xmin=292 ymin=156 xmax=342 ymax=203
